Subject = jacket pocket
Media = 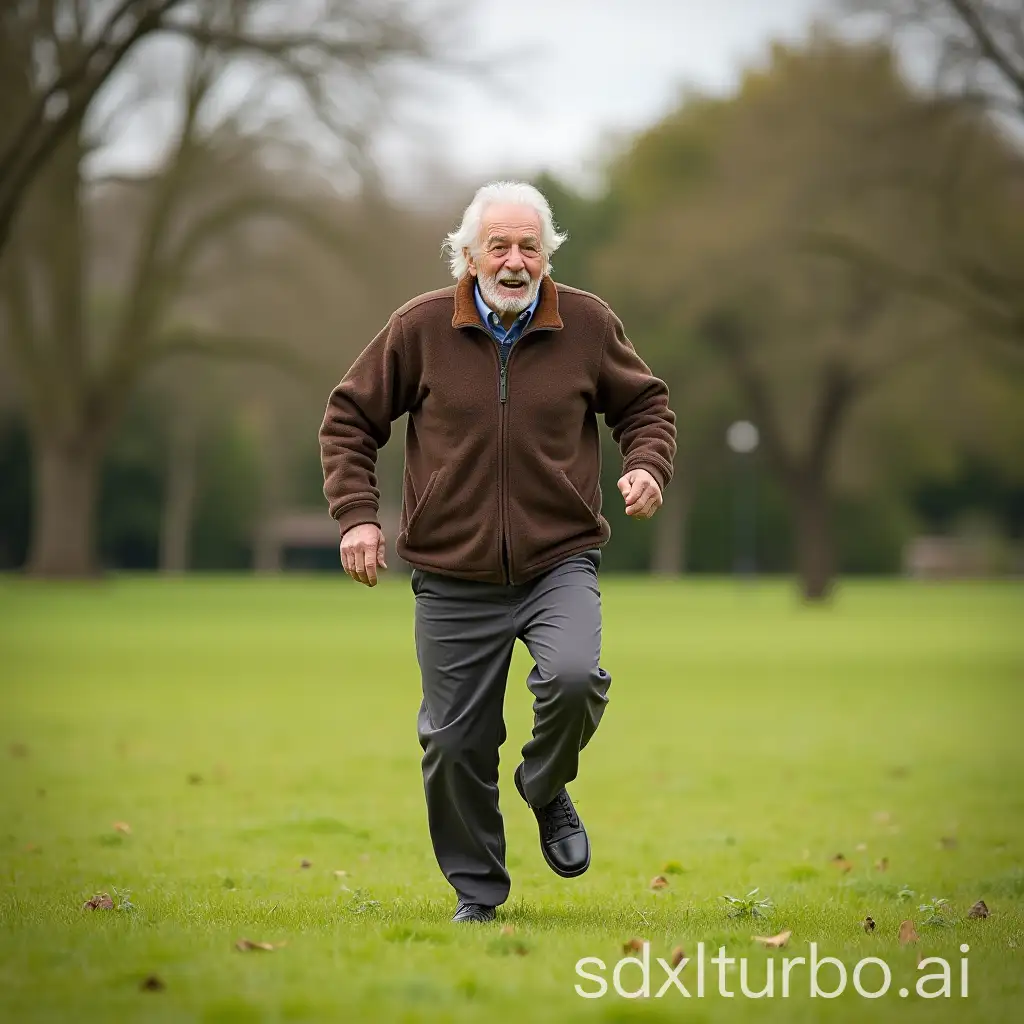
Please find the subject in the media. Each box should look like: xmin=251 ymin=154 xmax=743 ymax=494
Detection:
xmin=405 ymin=468 xmax=443 ymax=540
xmin=557 ymin=469 xmax=601 ymax=529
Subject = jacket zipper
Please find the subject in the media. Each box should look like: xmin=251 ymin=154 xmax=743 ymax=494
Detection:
xmin=468 ymin=322 xmax=544 ymax=586
xmin=498 ymin=341 xmax=511 ymax=582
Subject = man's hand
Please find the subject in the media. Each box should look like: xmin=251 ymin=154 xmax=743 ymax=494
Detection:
xmin=617 ymin=469 xmax=662 ymax=519
xmin=340 ymin=524 xmax=387 ymax=586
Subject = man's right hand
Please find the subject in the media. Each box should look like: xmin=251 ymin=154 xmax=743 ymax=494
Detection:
xmin=340 ymin=524 xmax=387 ymax=587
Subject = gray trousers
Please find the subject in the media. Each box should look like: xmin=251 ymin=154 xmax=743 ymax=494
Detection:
xmin=410 ymin=548 xmax=611 ymax=906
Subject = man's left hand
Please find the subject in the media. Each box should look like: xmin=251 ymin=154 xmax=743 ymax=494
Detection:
xmin=617 ymin=469 xmax=662 ymax=519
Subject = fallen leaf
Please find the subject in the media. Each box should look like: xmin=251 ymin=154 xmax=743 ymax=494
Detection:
xmin=873 ymin=811 xmax=892 ymax=825
xmin=9 ymin=742 xmax=29 ymax=758
xmin=752 ymin=930 xmax=791 ymax=948
xmin=300 ymin=859 xmax=312 ymax=869
xmin=140 ymin=975 xmax=165 ymax=992
xmin=967 ymin=900 xmax=990 ymax=919
xmin=500 ymin=925 xmax=515 ymax=936
xmin=830 ymin=853 xmax=852 ymax=873
xmin=83 ymin=892 xmax=114 ymax=910
xmin=650 ymin=875 xmax=669 ymax=890
xmin=333 ymin=870 xmax=348 ymax=879
xmin=862 ymin=916 xmax=875 ymax=933
xmin=187 ymin=773 xmax=203 ymax=785
xmin=359 ymin=853 xmax=370 ymax=862
xmin=235 ymin=938 xmax=284 ymax=952
xmin=898 ymin=920 xmax=919 ymax=945
xmin=874 ymin=857 xmax=889 ymax=872
xmin=938 ymin=836 xmax=958 ymax=850
xmin=855 ymin=843 xmax=868 ymax=852
xmin=113 ymin=822 xmax=131 ymax=835
xmin=622 ymin=937 xmax=647 ymax=953
xmin=670 ymin=946 xmax=686 ymax=967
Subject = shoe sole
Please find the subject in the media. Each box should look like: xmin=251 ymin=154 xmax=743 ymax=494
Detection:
xmin=514 ymin=766 xmax=591 ymax=878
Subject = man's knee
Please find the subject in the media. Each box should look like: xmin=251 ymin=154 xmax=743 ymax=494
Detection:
xmin=547 ymin=660 xmax=607 ymax=708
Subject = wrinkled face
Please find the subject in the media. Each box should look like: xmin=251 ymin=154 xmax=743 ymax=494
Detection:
xmin=466 ymin=203 xmax=545 ymax=314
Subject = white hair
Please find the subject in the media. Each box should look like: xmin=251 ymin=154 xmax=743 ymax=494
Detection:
xmin=443 ymin=180 xmax=568 ymax=280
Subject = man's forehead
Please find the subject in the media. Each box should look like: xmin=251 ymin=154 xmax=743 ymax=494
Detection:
xmin=480 ymin=204 xmax=541 ymax=239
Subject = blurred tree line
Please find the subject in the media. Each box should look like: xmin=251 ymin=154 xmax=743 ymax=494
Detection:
xmin=1 ymin=2 xmax=1022 ymax=598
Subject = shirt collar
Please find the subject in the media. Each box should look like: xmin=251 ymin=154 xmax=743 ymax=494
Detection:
xmin=474 ymin=279 xmax=540 ymax=332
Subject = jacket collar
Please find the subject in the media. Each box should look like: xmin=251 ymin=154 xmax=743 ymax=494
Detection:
xmin=452 ymin=272 xmax=563 ymax=333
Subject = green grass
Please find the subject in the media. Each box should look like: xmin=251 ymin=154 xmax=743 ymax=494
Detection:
xmin=0 ymin=575 xmax=1022 ymax=1023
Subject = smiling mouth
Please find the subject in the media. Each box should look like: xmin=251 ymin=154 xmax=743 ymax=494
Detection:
xmin=500 ymin=280 xmax=527 ymax=289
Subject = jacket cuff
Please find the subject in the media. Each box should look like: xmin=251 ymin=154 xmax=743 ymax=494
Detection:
xmin=622 ymin=457 xmax=672 ymax=494
xmin=334 ymin=503 xmax=380 ymax=537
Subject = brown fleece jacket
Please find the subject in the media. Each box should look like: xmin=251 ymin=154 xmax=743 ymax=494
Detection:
xmin=319 ymin=272 xmax=676 ymax=584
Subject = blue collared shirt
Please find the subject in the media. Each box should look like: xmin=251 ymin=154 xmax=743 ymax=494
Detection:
xmin=474 ymin=281 xmax=540 ymax=348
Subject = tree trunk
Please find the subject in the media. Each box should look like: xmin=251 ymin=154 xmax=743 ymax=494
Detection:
xmin=159 ymin=420 xmax=199 ymax=572
xmin=793 ymin=476 xmax=834 ymax=602
xmin=26 ymin=434 xmax=102 ymax=577
xmin=650 ymin=476 xmax=692 ymax=575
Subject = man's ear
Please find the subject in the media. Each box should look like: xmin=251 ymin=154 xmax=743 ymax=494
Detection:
xmin=464 ymin=247 xmax=477 ymax=277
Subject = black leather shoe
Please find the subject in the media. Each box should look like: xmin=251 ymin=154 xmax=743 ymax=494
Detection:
xmin=452 ymin=900 xmax=496 ymax=923
xmin=514 ymin=763 xmax=591 ymax=878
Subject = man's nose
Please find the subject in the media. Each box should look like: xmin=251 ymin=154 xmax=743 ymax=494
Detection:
xmin=504 ymin=246 xmax=525 ymax=270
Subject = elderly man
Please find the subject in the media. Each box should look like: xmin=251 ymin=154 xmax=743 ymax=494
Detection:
xmin=319 ymin=181 xmax=676 ymax=923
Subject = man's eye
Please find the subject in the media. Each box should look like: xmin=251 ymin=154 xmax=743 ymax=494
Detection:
xmin=523 ymin=246 xmax=538 ymax=255
xmin=491 ymin=245 xmax=508 ymax=255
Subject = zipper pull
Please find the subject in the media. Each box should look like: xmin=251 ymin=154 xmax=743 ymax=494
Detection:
xmin=500 ymin=365 xmax=507 ymax=402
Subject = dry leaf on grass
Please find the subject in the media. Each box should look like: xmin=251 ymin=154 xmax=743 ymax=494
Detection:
xmin=140 ymin=975 xmax=165 ymax=992
xmin=83 ymin=893 xmax=115 ymax=910
xmin=938 ymin=836 xmax=958 ymax=850
xmin=187 ymin=773 xmax=203 ymax=785
xmin=862 ymin=916 xmax=876 ymax=933
xmin=898 ymin=920 xmax=919 ymax=945
xmin=333 ymin=870 xmax=348 ymax=879
xmin=622 ymin=938 xmax=647 ymax=953
xmin=112 ymin=822 xmax=131 ymax=835
xmin=235 ymin=938 xmax=285 ymax=952
xmin=300 ymin=859 xmax=312 ymax=869
xmin=650 ymin=875 xmax=669 ymax=890
xmin=874 ymin=811 xmax=892 ymax=825
xmin=500 ymin=925 xmax=515 ymax=936
xmin=670 ymin=946 xmax=686 ymax=967
xmin=752 ymin=930 xmax=791 ymax=949
xmin=855 ymin=843 xmax=868 ymax=852
xmin=875 ymin=857 xmax=889 ymax=872
xmin=830 ymin=853 xmax=852 ymax=873
xmin=967 ymin=900 xmax=990 ymax=919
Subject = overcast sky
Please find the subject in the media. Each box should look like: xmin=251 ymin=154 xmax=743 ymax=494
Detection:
xmin=373 ymin=0 xmax=830 ymax=196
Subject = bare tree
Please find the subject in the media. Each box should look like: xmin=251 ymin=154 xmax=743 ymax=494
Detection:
xmin=0 ymin=0 xmax=466 ymax=575
xmin=825 ymin=0 xmax=1024 ymax=352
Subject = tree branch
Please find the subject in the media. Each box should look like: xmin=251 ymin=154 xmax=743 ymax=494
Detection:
xmin=0 ymin=0 xmax=186 ymax=251
xmin=945 ymin=0 xmax=1024 ymax=108
xmin=802 ymin=229 xmax=1024 ymax=343
xmin=145 ymin=327 xmax=320 ymax=380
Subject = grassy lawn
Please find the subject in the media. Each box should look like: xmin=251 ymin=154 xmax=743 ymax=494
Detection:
xmin=0 ymin=574 xmax=1022 ymax=1023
